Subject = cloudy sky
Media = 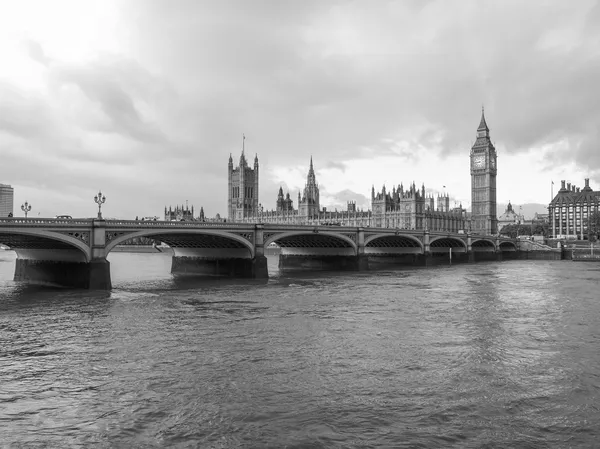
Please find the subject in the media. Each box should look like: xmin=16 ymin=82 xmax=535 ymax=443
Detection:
xmin=1 ymin=0 xmax=599 ymax=219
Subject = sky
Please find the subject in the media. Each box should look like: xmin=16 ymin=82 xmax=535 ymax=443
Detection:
xmin=1 ymin=0 xmax=599 ymax=220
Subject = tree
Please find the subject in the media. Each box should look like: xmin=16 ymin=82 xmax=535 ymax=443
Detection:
xmin=587 ymin=211 xmax=600 ymax=241
xmin=531 ymin=222 xmax=549 ymax=237
xmin=499 ymin=224 xmax=526 ymax=238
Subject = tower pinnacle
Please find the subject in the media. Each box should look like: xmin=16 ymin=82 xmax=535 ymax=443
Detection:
xmin=478 ymin=106 xmax=489 ymax=132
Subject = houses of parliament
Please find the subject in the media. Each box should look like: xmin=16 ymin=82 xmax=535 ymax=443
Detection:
xmin=226 ymin=109 xmax=498 ymax=234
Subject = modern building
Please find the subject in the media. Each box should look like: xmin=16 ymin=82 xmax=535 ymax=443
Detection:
xmin=548 ymin=179 xmax=600 ymax=239
xmin=0 ymin=183 xmax=14 ymax=217
xmin=228 ymin=138 xmax=259 ymax=221
xmin=470 ymin=109 xmax=498 ymax=235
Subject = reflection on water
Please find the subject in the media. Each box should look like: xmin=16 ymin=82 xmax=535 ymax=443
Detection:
xmin=1 ymin=253 xmax=600 ymax=447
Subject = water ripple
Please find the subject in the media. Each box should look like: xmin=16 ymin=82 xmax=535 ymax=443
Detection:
xmin=1 ymin=255 xmax=600 ymax=447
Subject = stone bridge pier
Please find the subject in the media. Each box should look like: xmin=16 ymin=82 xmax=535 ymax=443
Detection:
xmin=168 ymin=226 xmax=268 ymax=279
xmin=11 ymin=220 xmax=112 ymax=289
xmin=269 ymin=228 xmax=367 ymax=273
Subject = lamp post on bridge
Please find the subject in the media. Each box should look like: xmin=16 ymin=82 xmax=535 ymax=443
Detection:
xmin=94 ymin=190 xmax=106 ymax=219
xmin=21 ymin=201 xmax=32 ymax=219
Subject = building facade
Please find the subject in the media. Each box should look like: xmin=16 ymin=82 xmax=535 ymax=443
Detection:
xmin=164 ymin=204 xmax=195 ymax=221
xmin=371 ymin=183 xmax=467 ymax=232
xmin=228 ymin=140 xmax=259 ymax=221
xmin=470 ymin=109 xmax=498 ymax=235
xmin=497 ymin=201 xmax=523 ymax=233
xmin=549 ymin=179 xmax=600 ymax=239
xmin=276 ymin=187 xmax=294 ymax=213
xmin=232 ymin=156 xmax=466 ymax=231
xmin=0 ymin=184 xmax=14 ymax=217
xmin=297 ymin=157 xmax=320 ymax=218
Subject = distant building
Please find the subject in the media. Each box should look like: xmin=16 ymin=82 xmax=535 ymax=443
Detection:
xmin=532 ymin=212 xmax=549 ymax=223
xmin=0 ymin=184 xmax=14 ymax=217
xmin=297 ymin=157 xmax=320 ymax=218
xmin=276 ymin=187 xmax=294 ymax=213
xmin=549 ymin=179 xmax=600 ymax=239
xmin=224 ymin=108 xmax=493 ymax=234
xmin=164 ymin=204 xmax=195 ymax=221
xmin=231 ymin=156 xmax=465 ymax=231
xmin=497 ymin=201 xmax=523 ymax=232
xmin=370 ymin=183 xmax=466 ymax=232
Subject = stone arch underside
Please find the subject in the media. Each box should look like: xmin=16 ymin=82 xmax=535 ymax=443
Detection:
xmin=265 ymin=232 xmax=356 ymax=256
xmin=0 ymin=231 xmax=90 ymax=262
xmin=365 ymin=235 xmax=424 ymax=254
xmin=429 ymin=237 xmax=468 ymax=253
xmin=499 ymin=241 xmax=518 ymax=251
xmin=105 ymin=230 xmax=254 ymax=259
xmin=471 ymin=239 xmax=497 ymax=252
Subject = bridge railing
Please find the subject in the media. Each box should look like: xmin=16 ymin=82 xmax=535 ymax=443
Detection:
xmin=0 ymin=218 xmax=517 ymax=243
xmin=105 ymin=220 xmax=255 ymax=229
xmin=0 ymin=218 xmax=94 ymax=226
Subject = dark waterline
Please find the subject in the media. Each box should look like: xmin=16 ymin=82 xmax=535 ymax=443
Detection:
xmin=1 ymin=252 xmax=599 ymax=447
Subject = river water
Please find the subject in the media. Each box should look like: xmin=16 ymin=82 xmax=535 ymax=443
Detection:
xmin=1 ymin=251 xmax=599 ymax=448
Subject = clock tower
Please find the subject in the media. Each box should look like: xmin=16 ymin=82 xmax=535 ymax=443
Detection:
xmin=470 ymin=108 xmax=498 ymax=235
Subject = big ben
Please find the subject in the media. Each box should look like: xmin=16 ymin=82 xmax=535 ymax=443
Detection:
xmin=470 ymin=108 xmax=498 ymax=235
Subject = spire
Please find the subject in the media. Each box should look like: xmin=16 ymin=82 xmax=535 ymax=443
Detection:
xmin=239 ymin=134 xmax=247 ymax=166
xmin=254 ymin=153 xmax=258 ymax=165
xmin=306 ymin=156 xmax=316 ymax=186
xmin=478 ymin=106 xmax=489 ymax=132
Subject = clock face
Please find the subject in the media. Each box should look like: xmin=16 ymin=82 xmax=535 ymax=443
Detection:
xmin=473 ymin=154 xmax=485 ymax=169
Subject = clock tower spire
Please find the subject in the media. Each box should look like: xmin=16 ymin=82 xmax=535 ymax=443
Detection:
xmin=470 ymin=107 xmax=498 ymax=235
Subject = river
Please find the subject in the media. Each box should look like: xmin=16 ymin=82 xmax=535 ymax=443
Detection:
xmin=1 ymin=251 xmax=599 ymax=448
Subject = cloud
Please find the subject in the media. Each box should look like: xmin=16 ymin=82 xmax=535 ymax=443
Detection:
xmin=24 ymin=39 xmax=51 ymax=66
xmin=0 ymin=0 xmax=599 ymax=219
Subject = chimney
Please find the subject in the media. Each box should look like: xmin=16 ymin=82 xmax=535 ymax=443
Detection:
xmin=567 ymin=182 xmax=571 ymax=191
xmin=585 ymin=178 xmax=590 ymax=188
xmin=576 ymin=187 xmax=580 ymax=193
xmin=561 ymin=180 xmax=566 ymax=189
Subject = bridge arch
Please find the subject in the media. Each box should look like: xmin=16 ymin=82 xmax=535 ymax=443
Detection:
xmin=499 ymin=241 xmax=518 ymax=251
xmin=105 ymin=229 xmax=255 ymax=257
xmin=0 ymin=229 xmax=91 ymax=261
xmin=429 ymin=236 xmax=468 ymax=251
xmin=264 ymin=231 xmax=357 ymax=254
xmin=471 ymin=238 xmax=497 ymax=251
xmin=364 ymin=233 xmax=424 ymax=250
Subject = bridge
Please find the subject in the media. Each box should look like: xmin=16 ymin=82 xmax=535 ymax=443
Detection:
xmin=0 ymin=217 xmax=518 ymax=289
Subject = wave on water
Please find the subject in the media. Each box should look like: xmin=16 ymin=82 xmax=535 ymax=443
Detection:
xmin=109 ymin=290 xmax=160 ymax=301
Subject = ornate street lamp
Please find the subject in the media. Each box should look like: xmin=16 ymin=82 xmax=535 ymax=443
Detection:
xmin=94 ymin=190 xmax=106 ymax=219
xmin=21 ymin=201 xmax=32 ymax=219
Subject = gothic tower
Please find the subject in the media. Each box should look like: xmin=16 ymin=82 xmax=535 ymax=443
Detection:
xmin=228 ymin=136 xmax=259 ymax=221
xmin=470 ymin=108 xmax=498 ymax=234
xmin=298 ymin=157 xmax=320 ymax=218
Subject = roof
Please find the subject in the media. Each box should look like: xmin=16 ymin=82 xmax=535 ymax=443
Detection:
xmin=477 ymin=108 xmax=489 ymax=132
